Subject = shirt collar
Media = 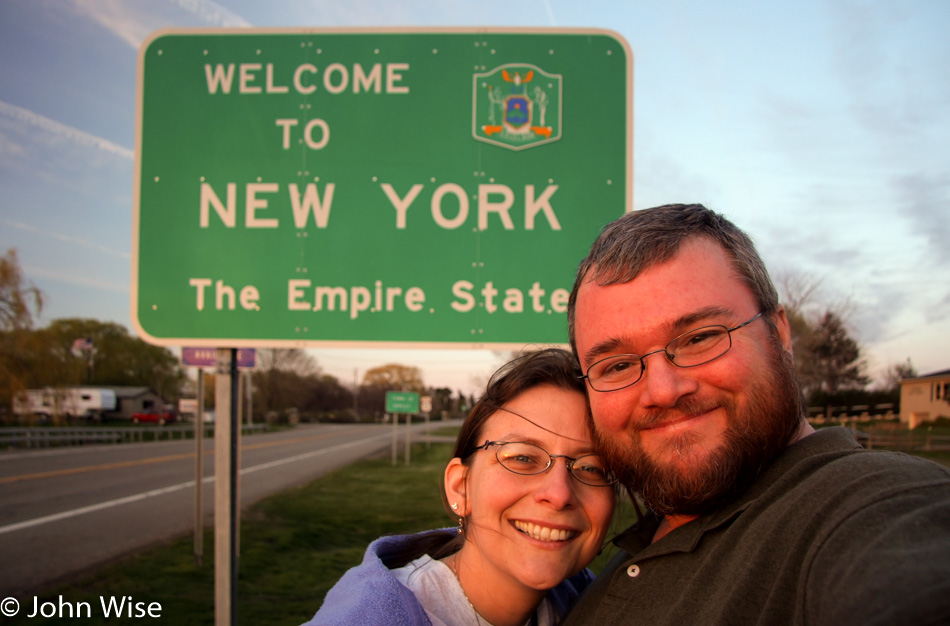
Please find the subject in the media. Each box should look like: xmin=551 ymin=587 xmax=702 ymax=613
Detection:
xmin=612 ymin=427 xmax=862 ymax=557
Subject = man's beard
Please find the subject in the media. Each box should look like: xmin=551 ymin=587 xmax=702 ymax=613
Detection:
xmin=595 ymin=336 xmax=804 ymax=517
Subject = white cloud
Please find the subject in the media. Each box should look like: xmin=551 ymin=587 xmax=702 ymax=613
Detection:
xmin=2 ymin=219 xmax=129 ymax=260
xmin=540 ymin=0 xmax=558 ymax=26
xmin=0 ymin=100 xmax=133 ymax=160
xmin=894 ymin=172 xmax=950 ymax=266
xmin=68 ymin=0 xmax=251 ymax=50
xmin=164 ymin=0 xmax=252 ymax=27
xmin=27 ymin=265 xmax=129 ymax=294
xmin=69 ymin=0 xmax=155 ymax=50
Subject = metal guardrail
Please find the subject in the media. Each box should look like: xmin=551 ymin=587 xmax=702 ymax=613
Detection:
xmin=0 ymin=423 xmax=268 ymax=449
xmin=807 ymin=416 xmax=950 ymax=453
xmin=857 ymin=432 xmax=950 ymax=453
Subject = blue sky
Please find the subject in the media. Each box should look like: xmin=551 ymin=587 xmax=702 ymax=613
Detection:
xmin=1 ymin=0 xmax=947 ymax=393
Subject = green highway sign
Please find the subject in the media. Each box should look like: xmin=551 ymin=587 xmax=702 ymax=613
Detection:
xmin=386 ymin=391 xmax=420 ymax=414
xmin=133 ymin=28 xmax=632 ymax=348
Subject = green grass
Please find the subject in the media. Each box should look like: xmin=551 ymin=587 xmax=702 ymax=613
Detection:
xmin=906 ymin=450 xmax=950 ymax=468
xmin=10 ymin=441 xmax=635 ymax=625
xmin=12 ymin=443 xmax=451 ymax=625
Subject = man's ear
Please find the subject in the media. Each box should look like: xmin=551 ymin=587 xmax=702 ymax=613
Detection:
xmin=444 ymin=457 xmax=469 ymax=516
xmin=772 ymin=305 xmax=793 ymax=353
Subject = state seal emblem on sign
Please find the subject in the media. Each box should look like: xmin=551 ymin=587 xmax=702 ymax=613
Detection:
xmin=473 ymin=63 xmax=562 ymax=151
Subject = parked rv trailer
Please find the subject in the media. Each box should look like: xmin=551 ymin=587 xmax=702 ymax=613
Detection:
xmin=12 ymin=387 xmax=118 ymax=420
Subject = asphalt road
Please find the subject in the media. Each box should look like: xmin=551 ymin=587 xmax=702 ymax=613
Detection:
xmin=0 ymin=421 xmax=436 ymax=595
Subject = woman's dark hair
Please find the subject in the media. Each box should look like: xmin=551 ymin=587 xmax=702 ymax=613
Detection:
xmin=450 ymin=347 xmax=586 ymax=465
xmin=381 ymin=348 xmax=586 ymax=568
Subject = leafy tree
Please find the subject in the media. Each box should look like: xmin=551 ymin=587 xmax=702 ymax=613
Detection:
xmin=308 ymin=374 xmax=353 ymax=414
xmin=0 ymin=252 xmax=187 ymax=418
xmin=1 ymin=318 xmax=185 ymax=419
xmin=808 ymin=311 xmax=870 ymax=415
xmin=458 ymin=390 xmax=475 ymax=413
xmin=362 ymin=363 xmax=425 ymax=393
xmin=428 ymin=387 xmax=455 ymax=416
xmin=356 ymin=364 xmax=425 ymax=417
xmin=0 ymin=328 xmax=58 ymax=419
xmin=356 ymin=384 xmax=388 ymax=419
xmin=10 ymin=325 xmax=83 ymax=388
xmin=0 ymin=248 xmax=43 ymax=331
xmin=42 ymin=319 xmax=184 ymax=396
xmin=0 ymin=249 xmax=45 ymax=417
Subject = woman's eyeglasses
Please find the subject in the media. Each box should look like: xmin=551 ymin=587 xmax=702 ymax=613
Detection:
xmin=474 ymin=440 xmax=617 ymax=487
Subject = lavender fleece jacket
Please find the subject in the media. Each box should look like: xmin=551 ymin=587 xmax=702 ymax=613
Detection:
xmin=303 ymin=529 xmax=595 ymax=625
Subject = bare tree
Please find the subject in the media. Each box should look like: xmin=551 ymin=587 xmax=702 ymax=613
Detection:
xmin=256 ymin=348 xmax=320 ymax=376
xmin=254 ymin=349 xmax=320 ymax=415
xmin=776 ymin=271 xmax=865 ymax=399
xmin=775 ymin=270 xmax=822 ymax=313
xmin=881 ymin=358 xmax=917 ymax=393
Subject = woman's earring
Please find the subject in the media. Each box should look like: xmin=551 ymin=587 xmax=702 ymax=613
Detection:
xmin=451 ymin=502 xmax=465 ymax=534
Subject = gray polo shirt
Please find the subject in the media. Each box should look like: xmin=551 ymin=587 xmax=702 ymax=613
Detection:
xmin=562 ymin=427 xmax=950 ymax=625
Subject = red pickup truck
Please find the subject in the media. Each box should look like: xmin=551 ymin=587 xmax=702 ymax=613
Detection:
xmin=131 ymin=407 xmax=178 ymax=425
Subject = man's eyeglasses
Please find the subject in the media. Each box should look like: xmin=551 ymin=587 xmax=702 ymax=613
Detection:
xmin=474 ymin=440 xmax=617 ymax=487
xmin=581 ymin=312 xmax=765 ymax=392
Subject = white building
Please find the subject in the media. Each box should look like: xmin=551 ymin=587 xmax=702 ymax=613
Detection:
xmin=900 ymin=369 xmax=950 ymax=429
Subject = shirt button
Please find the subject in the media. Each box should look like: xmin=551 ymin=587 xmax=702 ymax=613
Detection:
xmin=626 ymin=564 xmax=641 ymax=578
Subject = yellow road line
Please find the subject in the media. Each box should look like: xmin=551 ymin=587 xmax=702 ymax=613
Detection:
xmin=0 ymin=452 xmax=195 ymax=484
xmin=0 ymin=428 xmax=366 ymax=485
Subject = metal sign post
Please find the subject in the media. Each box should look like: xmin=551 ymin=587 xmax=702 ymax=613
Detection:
xmin=421 ymin=395 xmax=432 ymax=447
xmin=214 ymin=349 xmax=240 ymax=626
xmin=180 ymin=348 xmax=256 ymax=577
xmin=391 ymin=413 xmax=399 ymax=466
xmin=195 ymin=369 xmax=204 ymax=567
xmin=405 ymin=413 xmax=412 ymax=466
xmin=386 ymin=391 xmax=420 ymax=465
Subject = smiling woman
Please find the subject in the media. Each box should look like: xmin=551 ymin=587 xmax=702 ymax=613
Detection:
xmin=302 ymin=348 xmax=617 ymax=626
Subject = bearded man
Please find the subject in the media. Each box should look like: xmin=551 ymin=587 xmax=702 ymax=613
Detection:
xmin=562 ymin=203 xmax=950 ymax=625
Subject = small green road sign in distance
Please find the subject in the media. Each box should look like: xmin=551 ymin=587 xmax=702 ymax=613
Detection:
xmin=386 ymin=391 xmax=420 ymax=414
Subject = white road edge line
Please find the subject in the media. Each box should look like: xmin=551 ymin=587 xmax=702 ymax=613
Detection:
xmin=0 ymin=433 xmax=391 ymax=536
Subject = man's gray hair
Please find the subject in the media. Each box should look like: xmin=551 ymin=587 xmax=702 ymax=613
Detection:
xmin=567 ymin=203 xmax=780 ymax=356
